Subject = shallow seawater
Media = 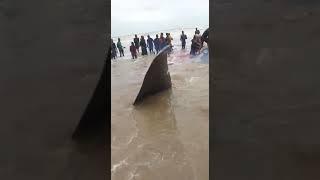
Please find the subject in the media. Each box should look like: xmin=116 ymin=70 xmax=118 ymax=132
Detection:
xmin=111 ymin=29 xmax=209 ymax=180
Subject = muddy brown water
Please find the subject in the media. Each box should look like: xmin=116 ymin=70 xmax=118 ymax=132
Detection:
xmin=111 ymin=48 xmax=209 ymax=180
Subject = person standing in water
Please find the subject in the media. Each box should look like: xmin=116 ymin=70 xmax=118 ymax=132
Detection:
xmin=180 ymin=31 xmax=187 ymax=49
xmin=111 ymin=39 xmax=117 ymax=59
xmin=130 ymin=42 xmax=137 ymax=59
xmin=195 ymin=28 xmax=200 ymax=35
xmin=154 ymin=34 xmax=160 ymax=54
xmin=166 ymin=33 xmax=173 ymax=52
xmin=140 ymin=36 xmax=148 ymax=55
xmin=159 ymin=33 xmax=166 ymax=50
xmin=190 ymin=35 xmax=197 ymax=55
xmin=147 ymin=35 xmax=155 ymax=54
xmin=134 ymin=34 xmax=140 ymax=53
xmin=117 ymin=38 xmax=124 ymax=57
xmin=190 ymin=34 xmax=202 ymax=55
xmin=195 ymin=32 xmax=203 ymax=50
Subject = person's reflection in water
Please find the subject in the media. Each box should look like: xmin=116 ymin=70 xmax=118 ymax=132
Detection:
xmin=112 ymin=90 xmax=195 ymax=180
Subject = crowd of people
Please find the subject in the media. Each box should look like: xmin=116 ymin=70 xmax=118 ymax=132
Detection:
xmin=111 ymin=28 xmax=207 ymax=59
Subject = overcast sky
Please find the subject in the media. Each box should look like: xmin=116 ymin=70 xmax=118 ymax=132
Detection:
xmin=111 ymin=0 xmax=209 ymax=37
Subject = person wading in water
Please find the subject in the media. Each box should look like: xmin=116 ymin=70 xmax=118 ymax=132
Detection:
xmin=140 ymin=36 xmax=148 ymax=55
xmin=166 ymin=33 xmax=173 ymax=53
xmin=159 ymin=33 xmax=166 ymax=50
xmin=117 ymin=38 xmax=124 ymax=57
xmin=190 ymin=34 xmax=202 ymax=55
xmin=180 ymin=31 xmax=187 ymax=49
xmin=147 ymin=35 xmax=155 ymax=54
xmin=134 ymin=34 xmax=140 ymax=53
xmin=130 ymin=42 xmax=137 ymax=59
xmin=154 ymin=34 xmax=160 ymax=54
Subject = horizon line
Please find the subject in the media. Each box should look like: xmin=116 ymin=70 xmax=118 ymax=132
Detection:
xmin=111 ymin=25 xmax=209 ymax=38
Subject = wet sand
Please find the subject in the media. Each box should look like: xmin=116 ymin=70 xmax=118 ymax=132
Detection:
xmin=111 ymin=44 xmax=209 ymax=179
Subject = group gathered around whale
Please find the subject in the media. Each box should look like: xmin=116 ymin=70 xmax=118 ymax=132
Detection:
xmin=111 ymin=28 xmax=209 ymax=60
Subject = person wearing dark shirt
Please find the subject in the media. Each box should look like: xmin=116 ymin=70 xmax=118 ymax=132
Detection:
xmin=180 ymin=31 xmax=187 ymax=49
xmin=130 ymin=42 xmax=137 ymax=59
xmin=195 ymin=28 xmax=200 ymax=35
xmin=140 ymin=36 xmax=148 ymax=55
xmin=190 ymin=36 xmax=197 ymax=55
xmin=190 ymin=34 xmax=202 ymax=55
xmin=147 ymin=35 xmax=154 ymax=54
xmin=133 ymin=34 xmax=140 ymax=53
xmin=154 ymin=34 xmax=160 ymax=54
xmin=117 ymin=38 xmax=124 ymax=57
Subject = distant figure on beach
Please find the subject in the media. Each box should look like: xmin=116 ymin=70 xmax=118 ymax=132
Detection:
xmin=180 ymin=31 xmax=187 ymax=49
xmin=195 ymin=28 xmax=200 ymax=35
xmin=140 ymin=36 xmax=148 ymax=55
xmin=130 ymin=42 xmax=137 ymax=59
xmin=159 ymin=33 xmax=166 ymax=50
xmin=154 ymin=34 xmax=160 ymax=54
xmin=117 ymin=38 xmax=124 ymax=57
xmin=147 ymin=35 xmax=155 ymax=54
xmin=134 ymin=34 xmax=140 ymax=53
xmin=111 ymin=39 xmax=117 ymax=59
